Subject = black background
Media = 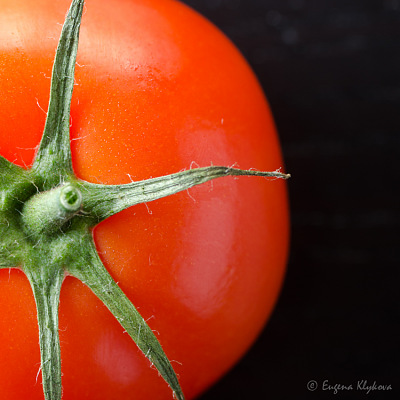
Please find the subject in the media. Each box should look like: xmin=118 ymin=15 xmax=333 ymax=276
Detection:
xmin=180 ymin=0 xmax=400 ymax=399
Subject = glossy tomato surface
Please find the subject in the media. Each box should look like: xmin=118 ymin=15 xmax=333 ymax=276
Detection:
xmin=0 ymin=0 xmax=289 ymax=398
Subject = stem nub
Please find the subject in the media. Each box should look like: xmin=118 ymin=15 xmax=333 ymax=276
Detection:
xmin=22 ymin=184 xmax=82 ymax=239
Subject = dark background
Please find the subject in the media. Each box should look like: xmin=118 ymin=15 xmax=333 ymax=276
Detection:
xmin=180 ymin=0 xmax=400 ymax=399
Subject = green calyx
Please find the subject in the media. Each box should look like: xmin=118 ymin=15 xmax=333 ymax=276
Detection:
xmin=0 ymin=1 xmax=290 ymax=400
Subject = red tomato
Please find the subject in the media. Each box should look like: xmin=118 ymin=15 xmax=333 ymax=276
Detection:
xmin=0 ymin=0 xmax=289 ymax=399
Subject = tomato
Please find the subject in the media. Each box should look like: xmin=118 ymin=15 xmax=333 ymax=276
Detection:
xmin=0 ymin=0 xmax=289 ymax=399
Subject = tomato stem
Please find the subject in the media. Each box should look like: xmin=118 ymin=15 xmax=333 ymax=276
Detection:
xmin=22 ymin=184 xmax=82 ymax=239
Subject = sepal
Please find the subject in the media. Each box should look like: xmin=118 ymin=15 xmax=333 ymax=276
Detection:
xmin=0 ymin=212 xmax=27 ymax=268
xmin=0 ymin=155 xmax=34 ymax=211
xmin=67 ymin=231 xmax=185 ymax=400
xmin=32 ymin=0 xmax=85 ymax=188
xmin=78 ymin=166 xmax=290 ymax=225
xmin=24 ymin=260 xmax=65 ymax=400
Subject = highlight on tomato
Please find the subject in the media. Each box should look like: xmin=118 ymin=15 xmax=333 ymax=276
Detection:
xmin=0 ymin=0 xmax=290 ymax=399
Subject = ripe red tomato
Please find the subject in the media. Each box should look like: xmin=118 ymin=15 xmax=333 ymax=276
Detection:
xmin=0 ymin=0 xmax=289 ymax=399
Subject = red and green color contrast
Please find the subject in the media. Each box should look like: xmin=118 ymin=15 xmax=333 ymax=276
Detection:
xmin=0 ymin=0 xmax=289 ymax=399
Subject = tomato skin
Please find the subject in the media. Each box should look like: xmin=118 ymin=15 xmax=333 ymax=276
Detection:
xmin=0 ymin=0 xmax=289 ymax=399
